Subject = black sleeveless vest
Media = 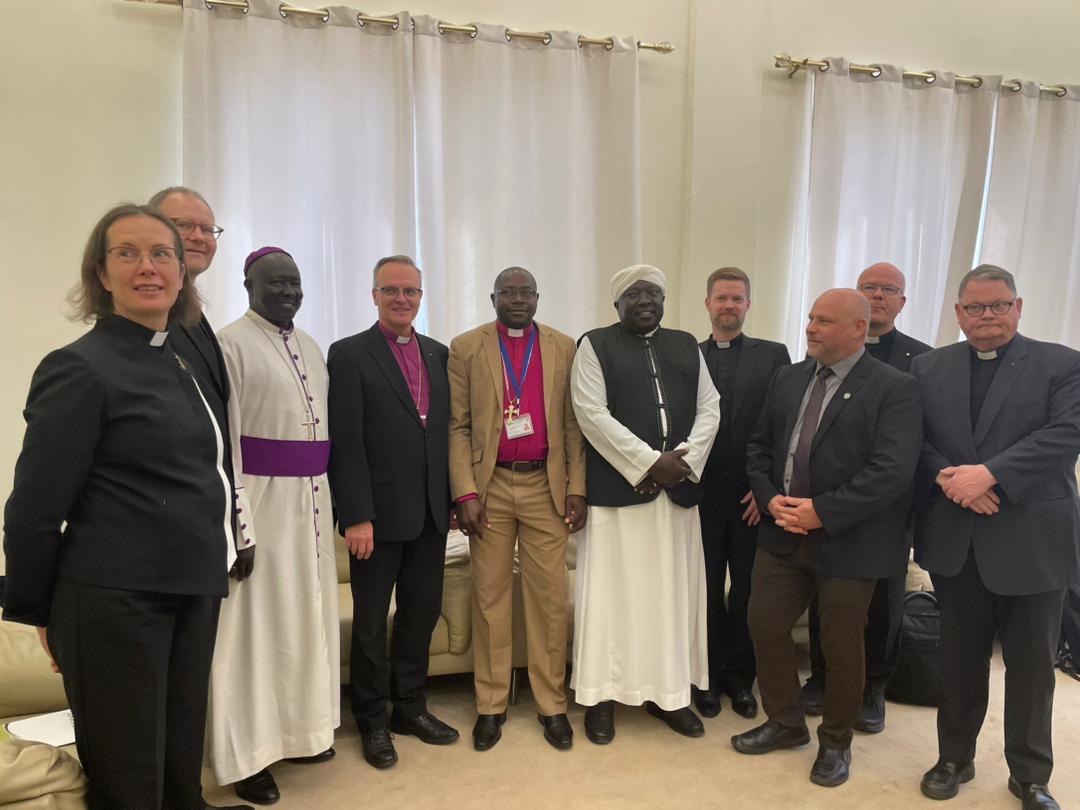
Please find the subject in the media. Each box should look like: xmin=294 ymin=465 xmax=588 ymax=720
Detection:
xmin=582 ymin=323 xmax=703 ymax=508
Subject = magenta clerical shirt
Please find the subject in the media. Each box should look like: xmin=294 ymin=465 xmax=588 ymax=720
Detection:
xmin=496 ymin=320 xmax=548 ymax=462
xmin=377 ymin=321 xmax=430 ymax=425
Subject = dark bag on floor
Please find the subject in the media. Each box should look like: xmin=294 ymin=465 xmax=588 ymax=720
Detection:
xmin=885 ymin=591 xmax=942 ymax=706
xmin=1057 ymin=585 xmax=1080 ymax=682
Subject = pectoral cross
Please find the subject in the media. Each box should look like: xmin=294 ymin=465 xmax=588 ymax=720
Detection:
xmin=504 ymin=399 xmax=520 ymax=421
xmin=301 ymin=415 xmax=317 ymax=441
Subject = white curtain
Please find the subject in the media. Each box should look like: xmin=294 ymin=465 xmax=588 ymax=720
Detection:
xmin=784 ymin=59 xmax=998 ymax=354
xmin=182 ymin=0 xmax=641 ymax=348
xmin=980 ymin=84 xmax=1080 ymax=348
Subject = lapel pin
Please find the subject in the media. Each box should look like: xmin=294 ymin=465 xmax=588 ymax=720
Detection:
xmin=843 ymin=392 xmax=851 ymax=400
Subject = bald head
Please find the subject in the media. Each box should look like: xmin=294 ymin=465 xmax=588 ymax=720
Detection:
xmin=857 ymin=262 xmax=907 ymax=335
xmin=806 ymin=288 xmax=870 ymax=366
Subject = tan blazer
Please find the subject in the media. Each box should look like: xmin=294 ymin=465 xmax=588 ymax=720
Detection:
xmin=448 ymin=321 xmax=586 ymax=514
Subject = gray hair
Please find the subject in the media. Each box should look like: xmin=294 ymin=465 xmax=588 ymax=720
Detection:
xmin=958 ymin=264 xmax=1016 ymax=298
xmin=372 ymin=254 xmax=421 ymax=288
xmin=147 ymin=186 xmax=213 ymax=213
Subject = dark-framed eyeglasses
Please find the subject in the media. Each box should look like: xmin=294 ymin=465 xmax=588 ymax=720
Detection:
xmin=106 ymin=246 xmax=181 ymax=266
xmin=858 ymin=284 xmax=902 ymax=297
xmin=375 ymin=286 xmax=422 ymax=300
xmin=493 ymin=288 xmax=538 ymax=301
xmin=961 ymin=299 xmax=1016 ymax=317
xmin=170 ymin=218 xmax=224 ymax=238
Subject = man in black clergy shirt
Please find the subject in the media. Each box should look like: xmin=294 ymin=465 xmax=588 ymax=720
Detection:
xmin=802 ymin=261 xmax=931 ymax=732
xmin=732 ymin=289 xmax=921 ymax=789
xmin=695 ymin=267 xmax=790 ymax=720
xmin=914 ymin=265 xmax=1080 ymax=810
xmin=327 ymin=255 xmax=459 ymax=771
xmin=149 ymin=186 xmax=251 ymax=580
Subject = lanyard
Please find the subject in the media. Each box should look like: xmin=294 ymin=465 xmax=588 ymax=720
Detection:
xmin=498 ymin=328 xmax=537 ymax=404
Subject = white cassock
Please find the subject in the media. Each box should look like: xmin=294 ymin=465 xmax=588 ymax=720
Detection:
xmin=569 ymin=334 xmax=720 ymax=710
xmin=206 ymin=310 xmax=340 ymax=784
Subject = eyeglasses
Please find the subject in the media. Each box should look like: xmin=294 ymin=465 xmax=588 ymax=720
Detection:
xmin=961 ymin=299 xmax=1016 ymax=317
xmin=493 ymin=288 xmax=538 ymax=301
xmin=858 ymin=284 xmax=903 ymax=297
xmin=375 ymin=286 xmax=422 ymax=300
xmin=170 ymin=218 xmax=224 ymax=238
xmin=106 ymin=246 xmax=181 ymax=266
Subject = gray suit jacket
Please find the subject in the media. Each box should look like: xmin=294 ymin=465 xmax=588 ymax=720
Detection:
xmin=912 ymin=334 xmax=1080 ymax=595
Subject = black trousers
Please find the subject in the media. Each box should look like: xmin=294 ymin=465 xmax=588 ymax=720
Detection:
xmin=348 ymin=509 xmax=446 ymax=733
xmin=807 ymin=570 xmax=905 ymax=694
xmin=700 ymin=495 xmax=758 ymax=693
xmin=48 ymin=579 xmax=219 ymax=810
xmin=932 ymin=550 xmax=1064 ymax=784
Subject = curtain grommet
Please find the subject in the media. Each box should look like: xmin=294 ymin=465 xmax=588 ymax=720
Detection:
xmin=868 ymin=64 xmax=883 ymax=79
xmin=924 ymin=71 xmax=937 ymax=85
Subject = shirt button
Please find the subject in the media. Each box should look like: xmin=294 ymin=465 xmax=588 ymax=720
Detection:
xmin=245 ymin=540 xmax=251 ymax=545
xmin=293 ymin=354 xmax=299 ymax=360
xmin=314 ymin=485 xmax=320 ymax=492
xmin=315 ymin=508 xmax=320 ymax=515
xmin=315 ymin=418 xmax=321 ymax=424
xmin=240 ymin=523 xmax=247 ymax=530
xmin=308 ymin=396 xmax=313 ymax=401
xmin=302 ymin=374 xmax=307 ymax=380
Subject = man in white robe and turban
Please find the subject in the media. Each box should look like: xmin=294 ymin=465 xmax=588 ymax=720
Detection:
xmin=570 ymin=264 xmax=720 ymax=744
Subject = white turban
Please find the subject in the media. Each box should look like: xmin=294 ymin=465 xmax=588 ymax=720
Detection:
xmin=610 ymin=264 xmax=667 ymax=302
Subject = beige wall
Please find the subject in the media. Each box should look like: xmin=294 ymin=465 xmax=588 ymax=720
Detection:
xmin=2 ymin=0 xmax=1077 ymax=567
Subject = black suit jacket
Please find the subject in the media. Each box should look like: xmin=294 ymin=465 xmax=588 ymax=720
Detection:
xmin=747 ymin=352 xmax=922 ymax=579
xmin=876 ymin=328 xmax=932 ymax=373
xmin=327 ymin=323 xmax=450 ymax=542
xmin=699 ymin=335 xmax=791 ymax=520
xmin=912 ymin=334 xmax=1080 ymax=595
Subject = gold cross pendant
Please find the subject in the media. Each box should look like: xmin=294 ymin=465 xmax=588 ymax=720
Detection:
xmin=504 ymin=400 xmax=520 ymax=421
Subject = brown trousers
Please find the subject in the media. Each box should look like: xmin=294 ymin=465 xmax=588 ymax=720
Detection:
xmin=749 ymin=545 xmax=876 ymax=749
xmin=470 ymin=467 xmax=569 ymax=715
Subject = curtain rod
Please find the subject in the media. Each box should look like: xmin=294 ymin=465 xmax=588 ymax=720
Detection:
xmin=123 ymin=0 xmax=675 ymax=53
xmin=774 ymin=52 xmax=1068 ymax=97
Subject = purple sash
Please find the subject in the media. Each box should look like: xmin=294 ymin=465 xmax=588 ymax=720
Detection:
xmin=240 ymin=436 xmax=331 ymax=477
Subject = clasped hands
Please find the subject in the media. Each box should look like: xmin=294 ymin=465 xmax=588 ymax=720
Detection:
xmin=936 ymin=464 xmax=1000 ymax=515
xmin=635 ymin=449 xmax=692 ymax=496
xmin=767 ymin=495 xmax=822 ymax=535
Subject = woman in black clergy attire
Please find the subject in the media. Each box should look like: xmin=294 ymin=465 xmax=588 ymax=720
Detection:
xmin=1 ymin=204 xmax=247 ymax=810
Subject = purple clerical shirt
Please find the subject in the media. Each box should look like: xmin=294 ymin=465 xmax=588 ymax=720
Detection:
xmin=377 ymin=321 xmax=431 ymax=425
xmin=496 ymin=320 xmax=548 ymax=463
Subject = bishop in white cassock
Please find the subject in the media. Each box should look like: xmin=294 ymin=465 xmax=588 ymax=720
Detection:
xmin=570 ymin=264 xmax=720 ymax=744
xmin=206 ymin=248 xmax=340 ymax=804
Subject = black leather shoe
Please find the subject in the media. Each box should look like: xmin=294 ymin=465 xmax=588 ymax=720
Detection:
xmin=692 ymin=686 xmax=721 ymax=718
xmin=1008 ymin=776 xmax=1060 ymax=809
xmin=538 ymin=713 xmax=573 ymax=750
xmin=729 ymin=688 xmax=759 ymax=719
xmin=390 ymin=712 xmax=460 ymax=745
xmin=644 ymin=702 xmax=705 ymax=738
xmin=360 ymin=728 xmax=398 ymax=769
xmin=584 ymin=701 xmax=615 ymax=745
xmin=207 ymin=804 xmax=255 ymax=809
xmin=731 ymin=720 xmax=811 ymax=755
xmin=810 ymin=745 xmax=852 ymax=787
xmin=920 ymin=759 xmax=975 ymax=800
xmin=802 ymin=678 xmax=824 ymax=717
xmin=285 ymin=747 xmax=335 ymax=764
xmin=233 ymin=769 xmax=279 ymax=806
xmin=853 ymin=691 xmax=885 ymax=734
xmin=472 ymin=712 xmax=506 ymax=751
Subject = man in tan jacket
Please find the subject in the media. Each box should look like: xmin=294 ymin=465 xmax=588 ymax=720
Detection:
xmin=449 ymin=266 xmax=587 ymax=752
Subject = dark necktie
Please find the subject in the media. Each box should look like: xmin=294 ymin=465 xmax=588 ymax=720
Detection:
xmin=789 ymin=367 xmax=833 ymax=498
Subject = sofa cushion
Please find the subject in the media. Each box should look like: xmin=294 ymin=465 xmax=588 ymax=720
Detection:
xmin=0 ymin=623 xmax=68 ymax=719
xmin=0 ymin=740 xmax=86 ymax=809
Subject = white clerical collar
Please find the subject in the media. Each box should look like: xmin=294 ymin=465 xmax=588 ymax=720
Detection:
xmin=150 ymin=331 xmax=168 ymax=347
xmin=715 ymin=340 xmax=731 ymax=349
xmin=507 ymin=327 xmax=525 ymax=338
xmin=865 ymin=335 xmax=880 ymax=344
xmin=976 ymin=349 xmax=998 ymax=360
xmin=396 ymin=335 xmax=412 ymax=344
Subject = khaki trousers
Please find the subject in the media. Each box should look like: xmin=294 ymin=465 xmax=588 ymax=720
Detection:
xmin=471 ymin=467 xmax=569 ymax=715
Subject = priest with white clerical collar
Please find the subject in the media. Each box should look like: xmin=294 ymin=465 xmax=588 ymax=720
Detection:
xmin=206 ymin=247 xmax=340 ymax=805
